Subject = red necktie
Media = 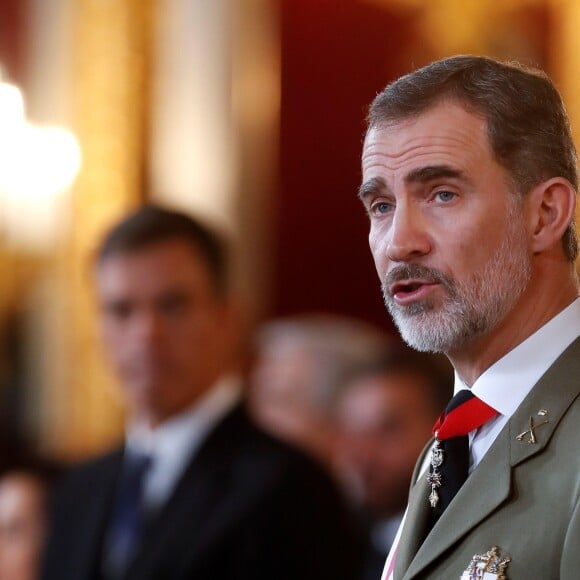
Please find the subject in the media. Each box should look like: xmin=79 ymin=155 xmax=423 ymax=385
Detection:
xmin=383 ymin=391 xmax=499 ymax=579
xmin=427 ymin=390 xmax=498 ymax=525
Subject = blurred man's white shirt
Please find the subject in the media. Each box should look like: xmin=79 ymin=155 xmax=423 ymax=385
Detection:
xmin=126 ymin=375 xmax=242 ymax=512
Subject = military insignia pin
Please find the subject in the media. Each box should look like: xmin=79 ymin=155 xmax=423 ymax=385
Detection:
xmin=516 ymin=409 xmax=549 ymax=444
xmin=460 ymin=546 xmax=511 ymax=580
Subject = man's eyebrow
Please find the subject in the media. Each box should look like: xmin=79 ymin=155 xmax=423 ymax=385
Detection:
xmin=358 ymin=176 xmax=389 ymax=202
xmin=404 ymin=165 xmax=466 ymax=185
xmin=358 ymin=166 xmax=468 ymax=202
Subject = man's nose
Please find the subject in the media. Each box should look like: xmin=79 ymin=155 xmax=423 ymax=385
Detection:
xmin=386 ymin=205 xmax=431 ymax=263
xmin=132 ymin=311 xmax=163 ymax=342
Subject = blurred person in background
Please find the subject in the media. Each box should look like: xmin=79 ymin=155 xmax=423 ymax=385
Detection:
xmin=0 ymin=459 xmax=60 ymax=580
xmin=0 ymin=430 xmax=26 ymax=477
xmin=249 ymin=314 xmax=391 ymax=468
xmin=41 ymin=205 xmax=362 ymax=580
xmin=333 ymin=350 xmax=452 ymax=580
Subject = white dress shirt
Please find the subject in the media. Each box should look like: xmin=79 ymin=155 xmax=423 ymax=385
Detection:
xmin=382 ymin=297 xmax=580 ymax=580
xmin=125 ymin=375 xmax=243 ymax=513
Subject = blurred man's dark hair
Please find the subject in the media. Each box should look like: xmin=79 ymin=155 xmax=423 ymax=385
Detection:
xmin=97 ymin=204 xmax=230 ymax=296
xmin=339 ymin=347 xmax=453 ymax=414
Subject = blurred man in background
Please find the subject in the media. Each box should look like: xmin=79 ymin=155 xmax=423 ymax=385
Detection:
xmin=0 ymin=459 xmax=59 ymax=580
xmin=249 ymin=314 xmax=390 ymax=468
xmin=41 ymin=205 xmax=362 ymax=580
xmin=333 ymin=350 xmax=452 ymax=580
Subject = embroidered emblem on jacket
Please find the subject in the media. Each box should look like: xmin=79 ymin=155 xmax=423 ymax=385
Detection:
xmin=460 ymin=546 xmax=511 ymax=580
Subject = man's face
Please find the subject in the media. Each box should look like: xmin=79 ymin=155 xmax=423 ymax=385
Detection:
xmin=0 ymin=474 xmax=46 ymax=580
xmin=360 ymin=101 xmax=532 ymax=354
xmin=335 ymin=373 xmax=436 ymax=517
xmin=96 ymin=238 xmax=235 ymax=425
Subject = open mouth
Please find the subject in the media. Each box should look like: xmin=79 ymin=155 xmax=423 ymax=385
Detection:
xmin=390 ymin=280 xmax=437 ymax=304
xmin=392 ymin=280 xmax=422 ymax=294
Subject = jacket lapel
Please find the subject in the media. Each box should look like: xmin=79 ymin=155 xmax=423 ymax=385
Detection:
xmin=393 ymin=470 xmax=432 ymax=578
xmin=403 ymin=427 xmax=511 ymax=579
xmin=72 ymin=451 xmax=123 ymax=580
xmin=508 ymin=335 xmax=580 ymax=469
xmin=125 ymin=452 xmax=233 ymax=580
xmin=402 ymin=336 xmax=580 ymax=579
xmin=124 ymin=404 xmax=278 ymax=580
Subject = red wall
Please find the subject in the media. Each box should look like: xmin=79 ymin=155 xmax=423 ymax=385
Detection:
xmin=0 ymin=0 xmax=27 ymax=84
xmin=274 ymin=0 xmax=414 ymax=329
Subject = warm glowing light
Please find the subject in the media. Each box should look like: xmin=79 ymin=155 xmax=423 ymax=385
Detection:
xmin=0 ymin=82 xmax=25 ymax=128
xmin=0 ymin=81 xmax=82 ymax=198
xmin=0 ymin=80 xmax=82 ymax=249
xmin=0 ymin=123 xmax=82 ymax=198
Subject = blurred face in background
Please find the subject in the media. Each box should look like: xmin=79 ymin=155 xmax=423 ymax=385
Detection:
xmin=249 ymin=341 xmax=337 ymax=465
xmin=0 ymin=473 xmax=47 ymax=580
xmin=96 ymin=238 xmax=236 ymax=427
xmin=335 ymin=371 xmax=436 ymax=518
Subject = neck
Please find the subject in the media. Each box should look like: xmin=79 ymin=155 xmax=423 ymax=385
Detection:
xmin=448 ymin=264 xmax=579 ymax=386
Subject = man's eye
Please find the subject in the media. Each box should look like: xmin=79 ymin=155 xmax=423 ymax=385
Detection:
xmin=159 ymin=295 xmax=188 ymax=315
xmin=106 ymin=303 xmax=132 ymax=320
xmin=371 ymin=201 xmax=394 ymax=215
xmin=435 ymin=190 xmax=456 ymax=202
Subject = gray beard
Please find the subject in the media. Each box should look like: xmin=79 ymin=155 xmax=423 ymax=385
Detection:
xmin=382 ymin=210 xmax=531 ymax=353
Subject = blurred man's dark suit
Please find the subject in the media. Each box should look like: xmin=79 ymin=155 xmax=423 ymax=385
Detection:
xmin=41 ymin=403 xmax=362 ymax=580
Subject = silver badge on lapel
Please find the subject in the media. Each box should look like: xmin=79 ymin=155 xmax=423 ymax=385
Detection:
xmin=460 ymin=546 xmax=511 ymax=580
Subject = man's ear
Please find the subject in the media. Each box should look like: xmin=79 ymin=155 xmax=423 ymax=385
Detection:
xmin=526 ymin=177 xmax=577 ymax=254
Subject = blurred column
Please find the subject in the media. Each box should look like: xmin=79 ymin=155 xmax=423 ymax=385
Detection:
xmin=151 ymin=0 xmax=234 ymax=226
xmin=1 ymin=0 xmax=82 ymax=447
xmin=550 ymin=0 xmax=580 ymax=267
xmin=42 ymin=0 xmax=155 ymax=458
xmin=551 ymin=0 xmax=580 ymax=142
xmin=150 ymin=0 xmax=279 ymax=324
xmin=231 ymin=0 xmax=280 ymax=322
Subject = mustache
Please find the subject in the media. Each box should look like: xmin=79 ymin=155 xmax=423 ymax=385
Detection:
xmin=382 ymin=264 xmax=455 ymax=295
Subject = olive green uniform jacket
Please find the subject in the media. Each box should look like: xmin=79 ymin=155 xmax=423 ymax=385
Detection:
xmin=394 ymin=336 xmax=580 ymax=580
